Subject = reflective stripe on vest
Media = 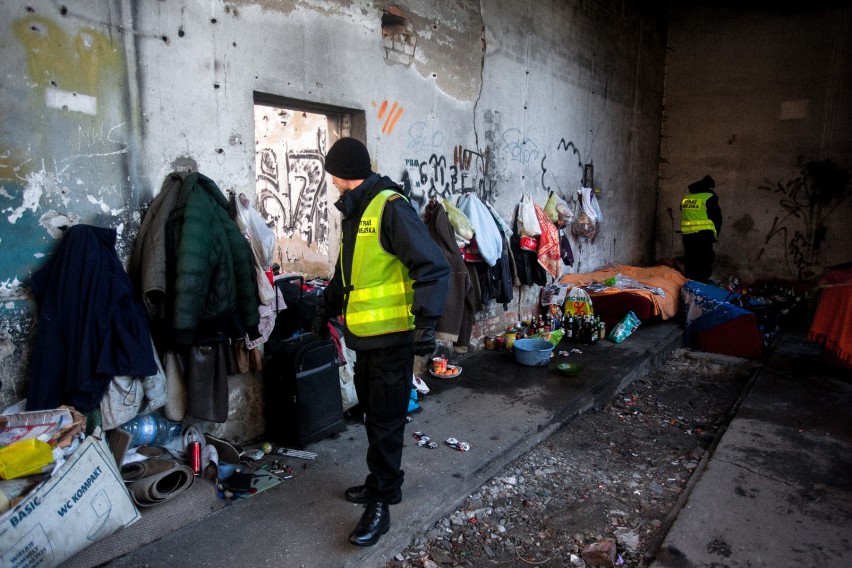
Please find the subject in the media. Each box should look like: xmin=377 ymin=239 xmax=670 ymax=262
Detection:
xmin=681 ymin=192 xmax=717 ymax=236
xmin=344 ymin=190 xmax=415 ymax=337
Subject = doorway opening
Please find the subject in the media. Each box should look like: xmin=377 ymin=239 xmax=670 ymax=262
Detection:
xmin=253 ymin=94 xmax=365 ymax=277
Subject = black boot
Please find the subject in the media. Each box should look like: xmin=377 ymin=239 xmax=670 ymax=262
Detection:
xmin=348 ymin=500 xmax=390 ymax=546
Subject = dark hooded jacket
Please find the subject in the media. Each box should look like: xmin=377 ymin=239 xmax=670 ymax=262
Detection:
xmin=323 ymin=174 xmax=450 ymax=351
xmin=164 ymin=173 xmax=260 ymax=344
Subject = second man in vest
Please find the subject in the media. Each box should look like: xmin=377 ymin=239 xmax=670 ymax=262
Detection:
xmin=680 ymin=175 xmax=723 ymax=283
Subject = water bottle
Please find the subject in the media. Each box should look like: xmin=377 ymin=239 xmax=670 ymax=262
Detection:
xmin=119 ymin=413 xmax=183 ymax=447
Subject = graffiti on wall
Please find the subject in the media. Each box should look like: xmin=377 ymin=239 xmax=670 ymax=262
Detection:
xmin=756 ymin=160 xmax=851 ymax=281
xmin=401 ymin=144 xmax=494 ymax=211
xmin=254 ymin=106 xmax=331 ymax=265
xmin=540 ymin=139 xmax=584 ymax=195
xmin=256 ymin=144 xmax=329 ymax=248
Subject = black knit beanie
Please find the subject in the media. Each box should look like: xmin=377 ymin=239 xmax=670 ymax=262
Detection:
xmin=324 ymin=137 xmax=372 ymax=180
xmin=688 ymin=175 xmax=715 ymax=193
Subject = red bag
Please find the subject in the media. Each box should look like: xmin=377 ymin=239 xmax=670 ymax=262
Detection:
xmin=519 ymin=235 xmax=539 ymax=252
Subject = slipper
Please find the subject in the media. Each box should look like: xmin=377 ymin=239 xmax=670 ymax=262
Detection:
xmin=204 ymin=434 xmax=241 ymax=464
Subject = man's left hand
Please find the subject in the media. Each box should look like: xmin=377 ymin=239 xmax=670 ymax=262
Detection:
xmin=412 ymin=326 xmax=436 ymax=356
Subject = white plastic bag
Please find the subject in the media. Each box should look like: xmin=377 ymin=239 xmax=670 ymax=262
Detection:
xmin=235 ymin=193 xmax=277 ymax=304
xmin=518 ymin=194 xmax=542 ymax=237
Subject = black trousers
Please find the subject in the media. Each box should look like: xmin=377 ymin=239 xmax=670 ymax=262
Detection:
xmin=353 ymin=343 xmax=413 ymax=502
xmin=683 ymin=231 xmax=716 ymax=284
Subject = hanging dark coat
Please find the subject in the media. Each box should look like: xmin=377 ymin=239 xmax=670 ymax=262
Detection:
xmin=28 ymin=225 xmax=158 ymax=412
xmin=423 ymin=200 xmax=474 ymax=347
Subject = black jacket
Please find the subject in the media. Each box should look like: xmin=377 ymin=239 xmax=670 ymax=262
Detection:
xmin=324 ymin=174 xmax=450 ymax=351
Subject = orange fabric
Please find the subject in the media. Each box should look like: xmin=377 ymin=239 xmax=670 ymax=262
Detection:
xmin=557 ymin=263 xmax=687 ymax=321
xmin=534 ymin=203 xmax=560 ymax=278
xmin=808 ymin=284 xmax=852 ymax=365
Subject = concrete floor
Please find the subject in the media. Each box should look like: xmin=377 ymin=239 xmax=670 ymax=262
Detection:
xmin=65 ymin=321 xmax=852 ymax=568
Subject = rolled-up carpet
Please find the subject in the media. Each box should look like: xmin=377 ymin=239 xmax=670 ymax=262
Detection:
xmin=124 ymin=460 xmax=195 ymax=508
xmin=121 ymin=458 xmax=180 ymax=482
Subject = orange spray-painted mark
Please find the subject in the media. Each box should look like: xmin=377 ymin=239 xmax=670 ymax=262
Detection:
xmin=377 ymin=100 xmax=404 ymax=134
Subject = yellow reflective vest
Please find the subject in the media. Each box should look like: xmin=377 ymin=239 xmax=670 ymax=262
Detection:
xmin=342 ymin=190 xmax=415 ymax=337
xmin=681 ymin=192 xmax=717 ymax=236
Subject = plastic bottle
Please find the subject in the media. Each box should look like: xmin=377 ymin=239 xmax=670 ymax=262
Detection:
xmin=119 ymin=413 xmax=183 ymax=447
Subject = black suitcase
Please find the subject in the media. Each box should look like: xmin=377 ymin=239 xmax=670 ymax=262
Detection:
xmin=263 ymin=332 xmax=345 ymax=448
xmin=269 ymin=274 xmax=324 ymax=342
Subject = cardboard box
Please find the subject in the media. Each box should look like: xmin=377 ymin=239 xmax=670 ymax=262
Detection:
xmin=0 ymin=432 xmax=140 ymax=568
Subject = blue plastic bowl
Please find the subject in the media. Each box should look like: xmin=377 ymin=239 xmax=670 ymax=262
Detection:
xmin=513 ymin=339 xmax=555 ymax=366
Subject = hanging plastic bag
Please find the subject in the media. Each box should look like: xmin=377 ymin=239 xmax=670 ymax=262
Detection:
xmin=443 ymin=198 xmax=475 ymax=241
xmin=100 ymin=376 xmax=144 ymax=430
xmin=235 ymin=193 xmax=277 ymax=305
xmin=571 ymin=187 xmax=597 ymax=240
xmin=519 ymin=235 xmax=539 ymax=251
xmin=544 ymin=192 xmax=560 ymax=222
xmin=518 ymin=194 xmax=542 ymax=237
xmin=236 ymin=193 xmax=276 ymax=266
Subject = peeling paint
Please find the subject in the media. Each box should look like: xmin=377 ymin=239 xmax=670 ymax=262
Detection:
xmin=0 ymin=278 xmax=25 ymax=301
xmin=5 ymin=169 xmax=71 ymax=223
xmin=86 ymin=194 xmax=124 ymax=215
xmin=39 ymin=210 xmax=80 ymax=238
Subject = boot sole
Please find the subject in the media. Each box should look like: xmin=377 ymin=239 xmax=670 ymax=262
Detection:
xmin=348 ymin=526 xmax=389 ymax=546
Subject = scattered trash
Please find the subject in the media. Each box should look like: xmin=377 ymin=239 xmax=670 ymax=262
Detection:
xmin=412 ymin=375 xmax=430 ymax=395
xmin=413 ymin=432 xmax=439 ymax=449
xmin=242 ymin=449 xmax=265 ymax=461
xmin=445 ymin=438 xmax=470 ymax=451
xmin=274 ymin=448 xmax=317 ymax=460
xmin=571 ymin=348 xmax=583 ymax=354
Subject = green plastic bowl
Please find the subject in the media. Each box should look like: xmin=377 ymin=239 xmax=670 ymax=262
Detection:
xmin=556 ymin=362 xmax=584 ymax=376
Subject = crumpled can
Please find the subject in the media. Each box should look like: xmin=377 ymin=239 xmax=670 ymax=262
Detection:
xmin=413 ymin=431 xmax=438 ymax=449
xmin=445 ymin=437 xmax=470 ymax=452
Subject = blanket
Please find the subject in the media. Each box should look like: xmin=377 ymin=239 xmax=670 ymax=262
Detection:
xmin=808 ymin=283 xmax=852 ymax=366
xmin=557 ymin=264 xmax=687 ymax=321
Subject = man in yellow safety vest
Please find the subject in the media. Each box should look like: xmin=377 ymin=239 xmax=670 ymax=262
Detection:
xmin=680 ymin=175 xmax=723 ymax=283
xmin=313 ymin=137 xmax=450 ymax=547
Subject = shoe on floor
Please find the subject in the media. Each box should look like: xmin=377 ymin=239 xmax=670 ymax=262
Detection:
xmin=345 ymin=485 xmax=401 ymax=505
xmin=204 ymin=434 xmax=241 ymax=464
xmin=348 ymin=500 xmax=390 ymax=546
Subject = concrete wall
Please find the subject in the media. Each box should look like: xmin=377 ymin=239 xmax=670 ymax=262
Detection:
xmin=0 ymin=0 xmax=667 ymax=421
xmin=657 ymin=3 xmax=852 ymax=285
